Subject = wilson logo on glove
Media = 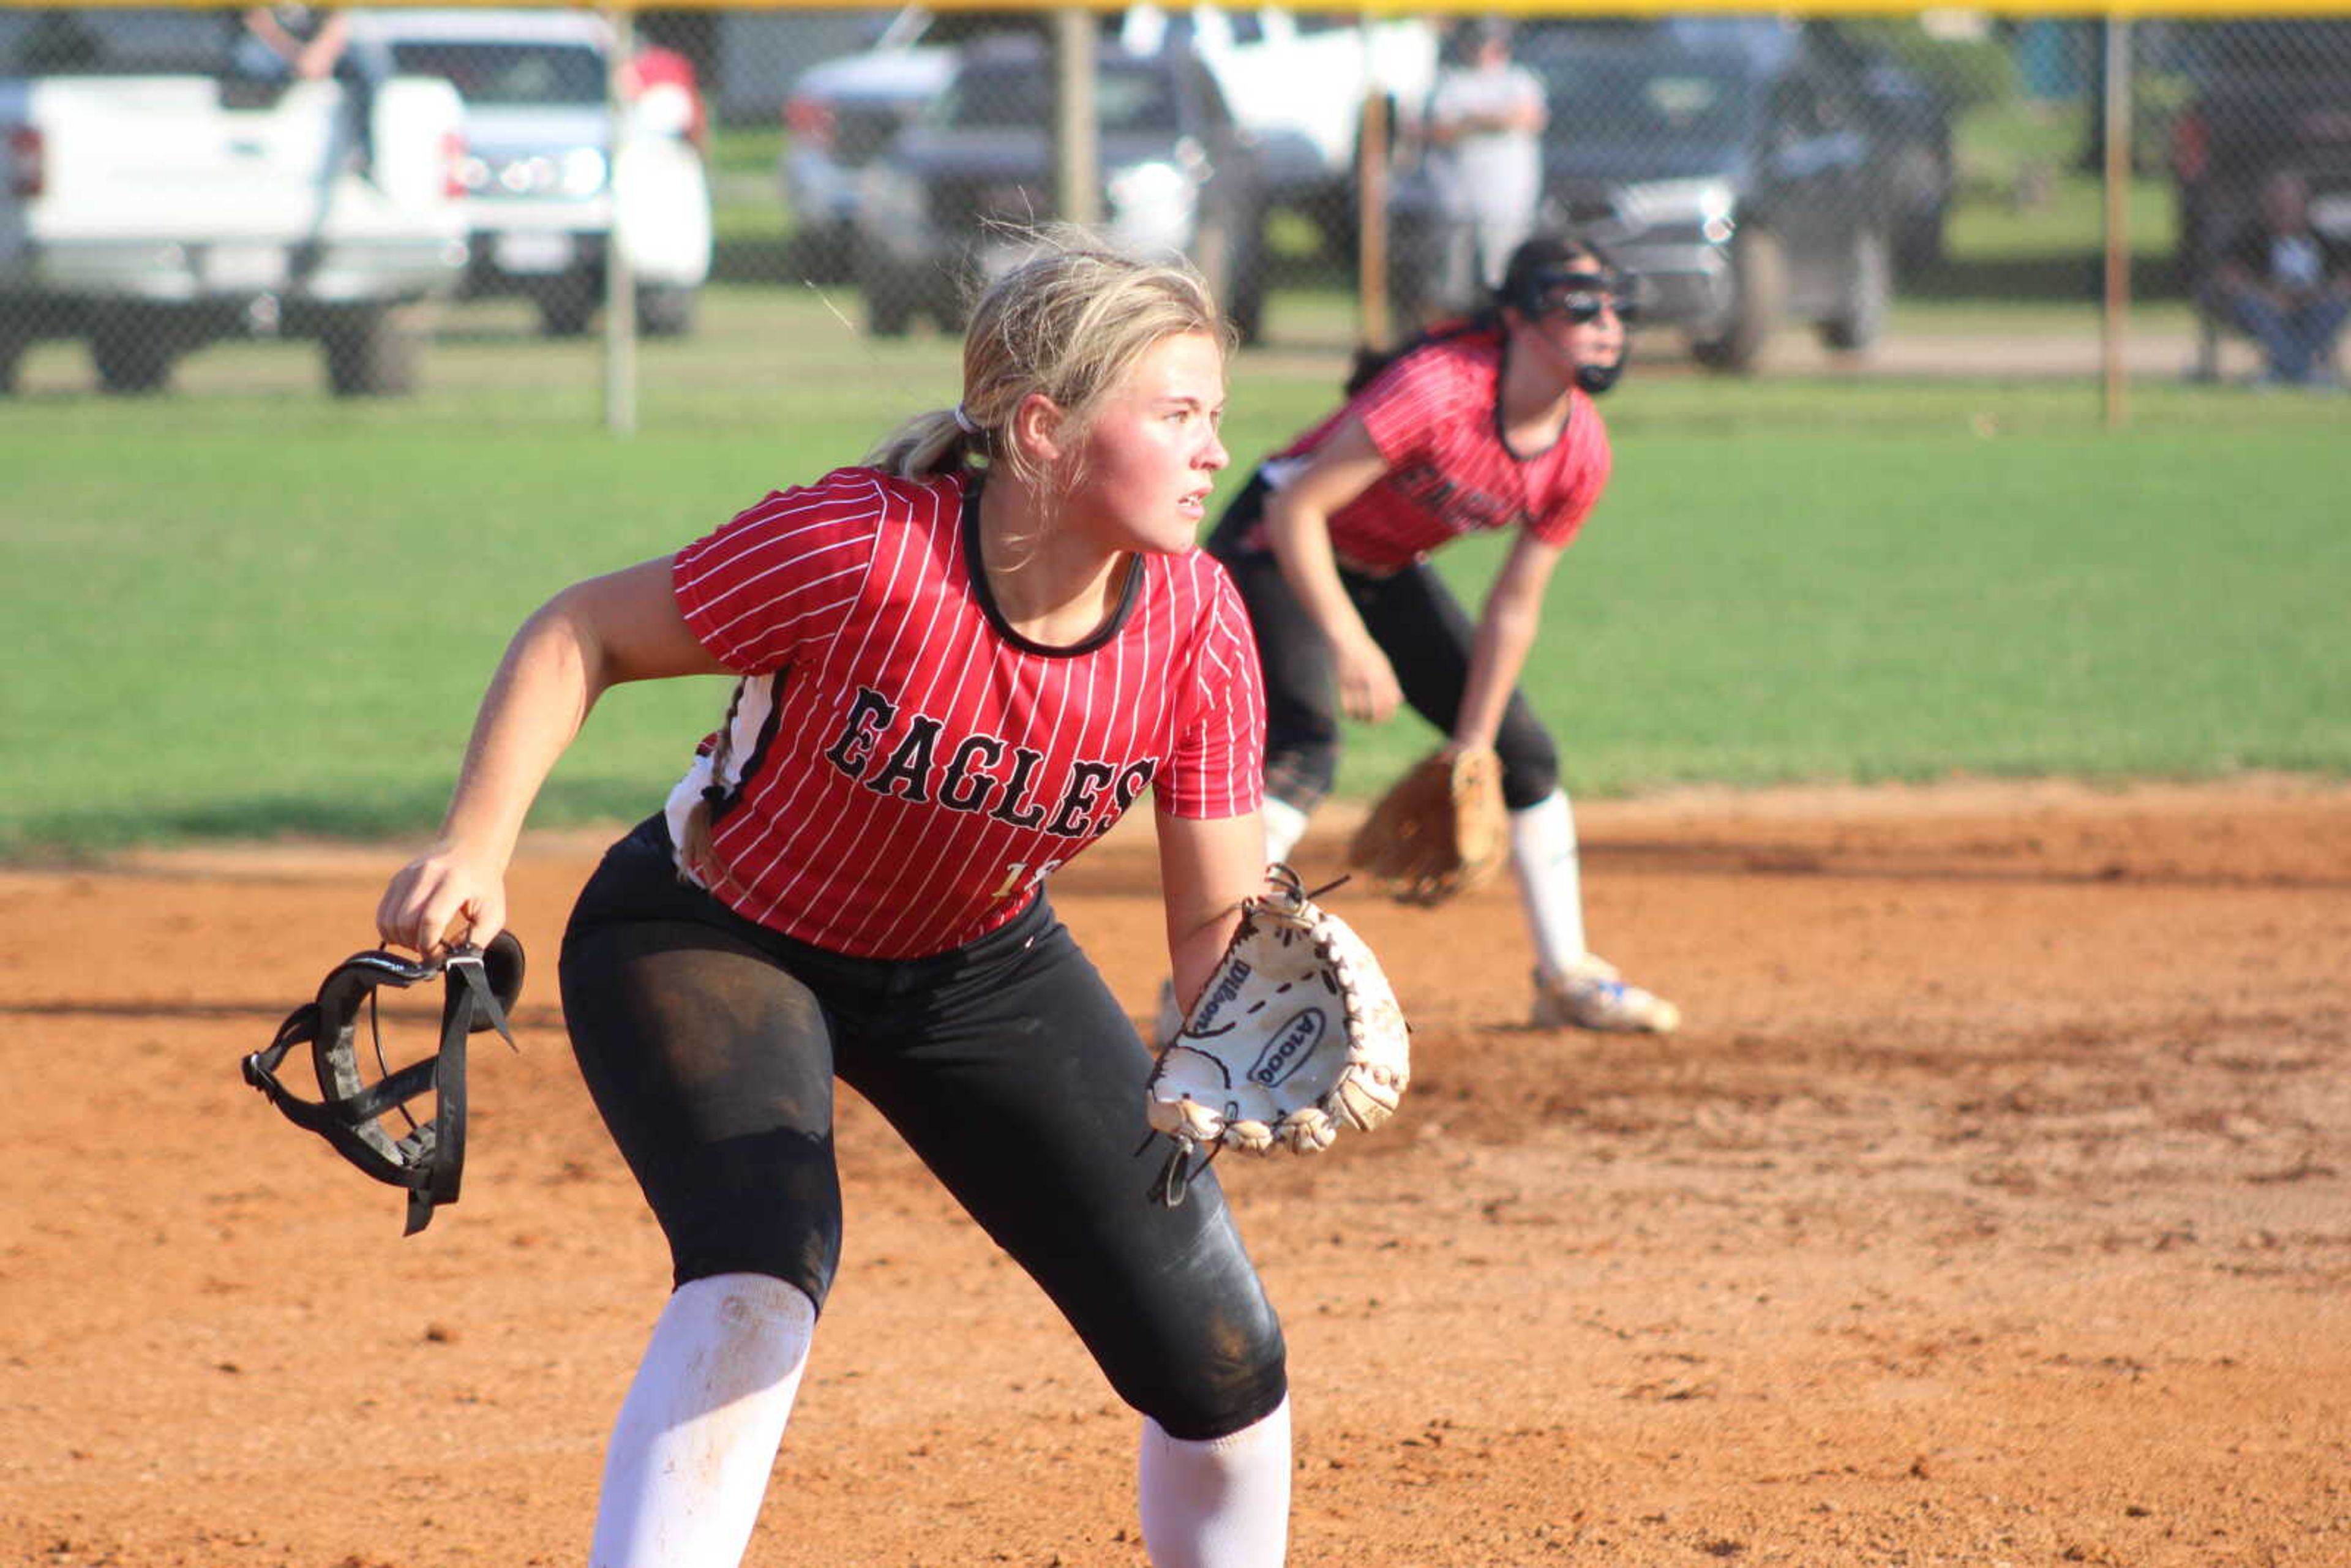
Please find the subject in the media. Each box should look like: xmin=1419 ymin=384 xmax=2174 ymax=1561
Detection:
xmin=1251 ymin=1011 xmax=1325 ymax=1087
xmin=1143 ymin=867 xmax=1411 ymax=1206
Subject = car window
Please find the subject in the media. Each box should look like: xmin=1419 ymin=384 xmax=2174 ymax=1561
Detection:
xmin=0 ymin=7 xmax=229 ymax=74
xmin=1533 ymin=56 xmax=1752 ymax=149
xmin=936 ymin=59 xmax=1180 ymax=136
xmin=385 ymin=42 xmax=607 ymax=107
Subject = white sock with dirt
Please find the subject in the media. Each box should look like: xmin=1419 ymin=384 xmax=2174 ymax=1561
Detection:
xmin=1261 ymin=795 xmax=1311 ymax=868
xmin=1137 ymin=1397 xmax=1292 ymax=1567
xmin=1509 ymin=789 xmax=1589 ymax=980
xmin=590 ymin=1272 xmax=816 ymax=1568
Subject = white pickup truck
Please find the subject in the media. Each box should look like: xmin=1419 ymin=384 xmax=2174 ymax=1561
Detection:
xmin=0 ymin=8 xmax=468 ymax=396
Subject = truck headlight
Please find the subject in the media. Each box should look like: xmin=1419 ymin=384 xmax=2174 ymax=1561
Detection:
xmin=560 ymin=148 xmax=609 ymax=198
xmin=1618 ymin=176 xmax=1735 ymax=230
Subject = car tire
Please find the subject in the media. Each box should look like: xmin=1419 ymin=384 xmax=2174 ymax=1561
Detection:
xmin=637 ymin=285 xmax=699 ymax=339
xmin=789 ymin=223 xmax=855 ymax=285
xmin=1690 ymin=228 xmax=1783 ymax=374
xmin=863 ymin=273 xmax=913 ymax=337
xmin=321 ymin=304 xmax=420 ymax=398
xmin=90 ymin=310 xmax=179 ymax=396
xmin=0 ymin=314 xmax=30 ymax=396
xmin=1819 ymin=227 xmax=1891 ymax=354
xmin=538 ymin=277 xmax=598 ymax=338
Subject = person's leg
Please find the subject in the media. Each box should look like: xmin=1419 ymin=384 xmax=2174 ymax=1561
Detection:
xmin=1138 ymin=1396 xmax=1293 ymax=1568
xmin=590 ymin=1274 xmax=815 ymax=1568
xmin=840 ymin=917 xmax=1290 ymax=1562
xmin=561 ymin=825 xmax=850 ymax=1566
xmin=2289 ymin=296 xmax=2351 ymax=383
xmin=333 ymin=42 xmax=387 ymax=178
xmin=1358 ymin=568 xmax=1679 ymax=1032
xmin=2221 ymin=288 xmax=2304 ymax=381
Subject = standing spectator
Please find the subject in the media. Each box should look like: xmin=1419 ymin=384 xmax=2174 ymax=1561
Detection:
xmin=2209 ymin=168 xmax=2351 ymax=388
xmin=1421 ymin=17 xmax=1548 ymax=314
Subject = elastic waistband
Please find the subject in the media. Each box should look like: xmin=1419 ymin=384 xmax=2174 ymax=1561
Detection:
xmin=602 ymin=814 xmax=1054 ymax=997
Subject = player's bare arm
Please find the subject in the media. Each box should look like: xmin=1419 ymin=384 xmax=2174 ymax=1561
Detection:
xmin=1452 ymin=530 xmax=1565 ymax=755
xmin=1262 ymin=416 xmax=1404 ymax=722
xmin=1155 ymin=809 xmax=1267 ymax=1012
xmin=377 ymin=558 xmax=730 ymax=956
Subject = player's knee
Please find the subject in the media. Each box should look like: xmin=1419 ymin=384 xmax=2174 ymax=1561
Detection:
xmin=1496 ymin=736 xmax=1559 ymax=811
xmin=669 ymin=1182 xmax=843 ymax=1312
xmin=1130 ymin=1308 xmax=1289 ymax=1443
xmin=1265 ymin=746 xmax=1338 ymax=815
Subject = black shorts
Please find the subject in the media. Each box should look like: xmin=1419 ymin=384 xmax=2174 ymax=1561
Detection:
xmin=557 ymin=817 xmax=1288 ymax=1440
xmin=1207 ymin=473 xmax=1559 ymax=811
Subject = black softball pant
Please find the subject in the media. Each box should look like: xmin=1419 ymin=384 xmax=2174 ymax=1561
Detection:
xmin=1207 ymin=475 xmax=1561 ymax=813
xmin=557 ymin=817 xmax=1288 ymax=1442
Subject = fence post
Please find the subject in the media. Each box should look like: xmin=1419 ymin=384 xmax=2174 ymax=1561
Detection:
xmin=604 ymin=0 xmax=637 ymax=437
xmin=1357 ymin=13 xmax=1390 ymax=350
xmin=1054 ymin=9 xmax=1100 ymax=228
xmin=2099 ymin=12 xmax=2133 ymax=430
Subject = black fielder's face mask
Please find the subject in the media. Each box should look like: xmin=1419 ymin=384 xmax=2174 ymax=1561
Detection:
xmin=1512 ymin=268 xmax=1637 ymax=395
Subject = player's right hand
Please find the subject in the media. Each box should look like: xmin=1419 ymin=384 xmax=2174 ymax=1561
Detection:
xmin=376 ymin=842 xmax=507 ymax=960
xmin=1335 ymin=636 xmax=1403 ymax=724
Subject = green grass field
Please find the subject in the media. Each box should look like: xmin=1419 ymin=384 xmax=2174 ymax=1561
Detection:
xmin=3 ymin=283 xmax=2347 ymax=860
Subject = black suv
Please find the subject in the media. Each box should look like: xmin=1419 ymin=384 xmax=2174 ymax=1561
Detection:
xmin=852 ymin=36 xmax=1270 ymax=340
xmin=1392 ymin=21 xmax=1906 ymax=372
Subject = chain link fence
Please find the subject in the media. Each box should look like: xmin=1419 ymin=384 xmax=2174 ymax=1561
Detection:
xmin=4 ymin=7 xmax=2349 ymax=402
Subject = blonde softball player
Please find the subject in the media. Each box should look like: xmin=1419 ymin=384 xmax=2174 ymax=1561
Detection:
xmin=375 ymin=239 xmax=1291 ymax=1566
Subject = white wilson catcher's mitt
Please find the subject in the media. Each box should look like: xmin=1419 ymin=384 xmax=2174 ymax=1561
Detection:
xmin=1144 ymin=866 xmax=1411 ymax=1204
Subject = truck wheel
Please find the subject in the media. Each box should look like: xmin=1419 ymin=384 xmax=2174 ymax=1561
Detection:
xmin=91 ymin=313 xmax=178 ymax=396
xmin=1690 ymin=228 xmax=1783 ymax=374
xmin=0 ymin=318 xmax=28 ymax=396
xmin=862 ymin=266 xmax=913 ymax=337
xmin=1818 ymin=227 xmax=1890 ymax=354
xmin=323 ymin=306 xmax=419 ymax=398
xmin=637 ymin=285 xmax=698 ymax=339
xmin=538 ymin=279 xmax=597 ymax=338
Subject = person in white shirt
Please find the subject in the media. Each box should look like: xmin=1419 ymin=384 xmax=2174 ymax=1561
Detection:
xmin=1420 ymin=17 xmax=1548 ymax=314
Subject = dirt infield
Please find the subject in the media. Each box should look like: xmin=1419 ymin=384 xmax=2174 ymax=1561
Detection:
xmin=6 ymin=777 xmax=2347 ymax=1567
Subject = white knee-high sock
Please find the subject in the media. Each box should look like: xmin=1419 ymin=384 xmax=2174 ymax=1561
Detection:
xmin=1261 ymin=797 xmax=1311 ymax=868
xmin=590 ymin=1274 xmax=816 ymax=1568
xmin=1509 ymin=789 xmax=1589 ymax=978
xmin=1137 ymin=1397 xmax=1292 ymax=1567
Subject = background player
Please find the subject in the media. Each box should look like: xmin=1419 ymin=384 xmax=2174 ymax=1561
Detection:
xmin=1206 ymin=231 xmax=1679 ymax=1035
xmin=374 ymin=238 xmax=1293 ymax=1566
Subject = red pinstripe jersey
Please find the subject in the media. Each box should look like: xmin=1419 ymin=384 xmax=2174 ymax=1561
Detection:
xmin=1265 ymin=328 xmax=1612 ymax=571
xmin=663 ymin=466 xmax=1265 ymax=959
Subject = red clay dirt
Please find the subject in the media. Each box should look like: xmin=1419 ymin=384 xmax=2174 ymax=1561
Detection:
xmin=4 ymin=776 xmax=2347 ymax=1567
